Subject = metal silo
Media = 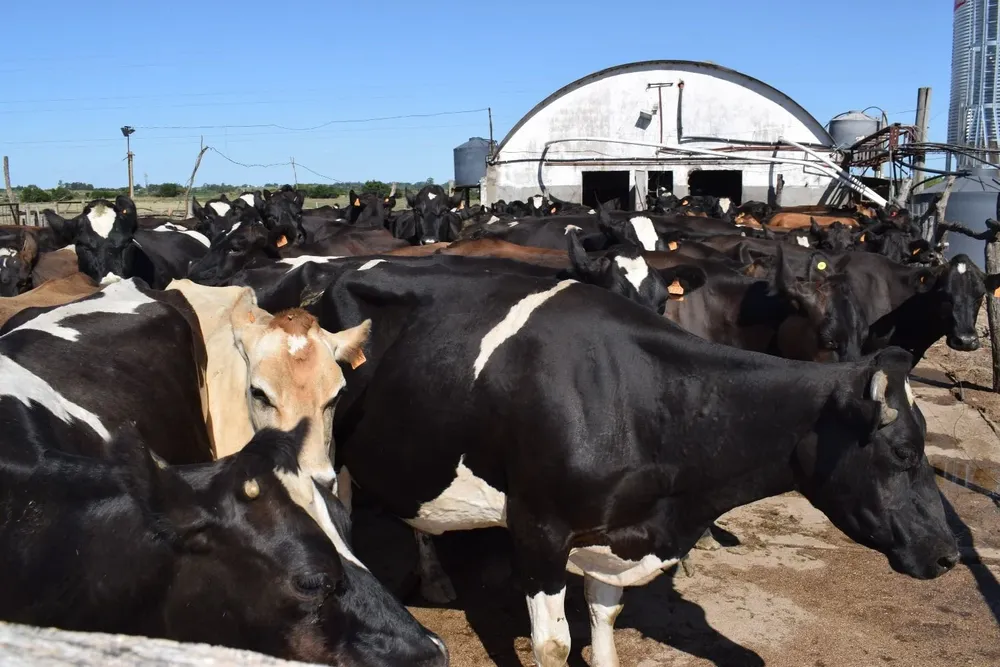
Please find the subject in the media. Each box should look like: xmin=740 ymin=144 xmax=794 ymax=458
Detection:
xmin=453 ymin=137 xmax=493 ymax=188
xmin=912 ymin=168 xmax=1000 ymax=268
xmin=828 ymin=111 xmax=881 ymax=148
xmin=948 ymin=0 xmax=1000 ymax=167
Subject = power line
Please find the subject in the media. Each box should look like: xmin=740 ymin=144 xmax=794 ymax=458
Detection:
xmin=205 ymin=147 xmax=340 ymax=182
xmin=137 ymin=108 xmax=489 ymax=131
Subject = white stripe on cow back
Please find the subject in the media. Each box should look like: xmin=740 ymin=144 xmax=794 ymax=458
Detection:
xmin=357 ymin=259 xmax=386 ymax=271
xmin=613 ymin=255 xmax=649 ymax=292
xmin=0 ymin=355 xmax=110 ymax=440
xmin=278 ymin=256 xmax=344 ymax=272
xmin=566 ymin=544 xmax=679 ymax=587
xmin=274 ymin=467 xmax=367 ymax=570
xmin=407 ymin=455 xmax=507 ymax=535
xmin=628 ymin=217 xmax=659 ymax=251
xmin=472 ymin=279 xmax=575 ymax=381
xmin=208 ymin=201 xmax=231 ymax=217
xmin=153 ymin=223 xmax=210 ymax=247
xmin=6 ymin=280 xmax=155 ymax=342
xmin=87 ymin=205 xmax=117 ymax=239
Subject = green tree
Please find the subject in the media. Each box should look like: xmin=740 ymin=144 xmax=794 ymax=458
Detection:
xmin=48 ymin=186 xmax=73 ymax=201
xmin=89 ymin=189 xmax=117 ymax=200
xmin=155 ymin=183 xmax=182 ymax=198
xmin=361 ymin=180 xmax=390 ymax=197
xmin=19 ymin=185 xmax=52 ymax=203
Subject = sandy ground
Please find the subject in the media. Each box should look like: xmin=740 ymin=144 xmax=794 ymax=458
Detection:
xmin=350 ymin=334 xmax=1000 ymax=667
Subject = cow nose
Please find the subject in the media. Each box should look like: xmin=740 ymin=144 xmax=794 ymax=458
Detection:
xmin=422 ymin=634 xmax=449 ymax=667
xmin=938 ymin=552 xmax=960 ymax=572
xmin=949 ymin=333 xmax=979 ymax=351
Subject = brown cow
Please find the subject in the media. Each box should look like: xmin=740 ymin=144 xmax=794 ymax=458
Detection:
xmin=31 ymin=247 xmax=79 ymax=285
xmin=767 ymin=212 xmax=859 ymax=230
xmin=0 ymin=272 xmax=99 ymax=327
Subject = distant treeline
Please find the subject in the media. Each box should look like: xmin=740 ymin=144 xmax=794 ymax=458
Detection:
xmin=5 ymin=178 xmax=440 ymax=204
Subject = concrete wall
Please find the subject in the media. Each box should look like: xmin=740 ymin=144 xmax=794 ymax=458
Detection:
xmin=485 ymin=61 xmax=845 ymax=208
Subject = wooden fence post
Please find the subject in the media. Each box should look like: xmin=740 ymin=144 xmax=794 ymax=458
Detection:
xmin=988 ymin=193 xmax=1000 ymax=392
xmin=178 ymin=142 xmax=209 ymax=219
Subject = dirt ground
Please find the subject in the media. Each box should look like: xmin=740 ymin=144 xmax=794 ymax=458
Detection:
xmin=350 ymin=323 xmax=1000 ymax=667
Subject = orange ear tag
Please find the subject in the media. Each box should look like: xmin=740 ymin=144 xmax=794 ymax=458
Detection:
xmin=912 ymin=248 xmax=920 ymax=256
xmin=353 ymin=199 xmax=361 ymax=207
xmin=668 ymin=241 xmax=678 ymax=251
xmin=276 ymin=235 xmax=288 ymax=247
xmin=859 ymin=233 xmax=866 ymax=242
xmin=668 ymin=279 xmax=685 ymax=296
xmin=993 ymin=286 xmax=1000 ymax=298
xmin=248 ymin=311 xmax=256 ymax=323
xmin=351 ymin=350 xmax=367 ymax=370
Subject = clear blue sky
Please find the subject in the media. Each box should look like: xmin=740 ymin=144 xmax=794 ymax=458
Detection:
xmin=3 ymin=0 xmax=954 ymax=188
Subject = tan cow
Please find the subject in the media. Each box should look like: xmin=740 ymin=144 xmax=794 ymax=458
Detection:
xmin=167 ymin=279 xmax=371 ymax=484
xmin=0 ymin=272 xmax=99 ymax=327
xmin=767 ymin=212 xmax=859 ymax=230
xmin=32 ymin=247 xmax=80 ymax=285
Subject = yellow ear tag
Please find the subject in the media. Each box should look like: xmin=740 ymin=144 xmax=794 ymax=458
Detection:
xmin=993 ymin=286 xmax=1000 ymax=298
xmin=351 ymin=350 xmax=367 ymax=370
xmin=276 ymin=235 xmax=288 ymax=247
xmin=816 ymin=261 xmax=827 ymax=271
xmin=668 ymin=241 xmax=678 ymax=251
xmin=912 ymin=248 xmax=920 ymax=256
xmin=668 ymin=279 xmax=685 ymax=296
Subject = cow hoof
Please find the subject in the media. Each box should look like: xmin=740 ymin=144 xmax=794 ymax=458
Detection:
xmin=536 ymin=638 xmax=571 ymax=667
xmin=420 ymin=576 xmax=457 ymax=604
xmin=694 ymin=532 xmax=722 ymax=551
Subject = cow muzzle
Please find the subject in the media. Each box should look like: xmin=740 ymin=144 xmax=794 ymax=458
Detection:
xmin=947 ymin=333 xmax=980 ymax=352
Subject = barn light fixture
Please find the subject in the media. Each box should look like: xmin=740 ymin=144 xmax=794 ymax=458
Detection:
xmin=120 ymin=126 xmax=135 ymax=137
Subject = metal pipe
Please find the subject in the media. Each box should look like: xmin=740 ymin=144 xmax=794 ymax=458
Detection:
xmin=676 ymin=80 xmax=685 ymax=142
xmin=778 ymin=137 xmax=888 ymax=207
xmin=538 ymin=136 xmax=883 ymax=204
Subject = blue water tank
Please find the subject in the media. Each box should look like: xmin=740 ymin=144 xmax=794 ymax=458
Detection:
xmin=453 ymin=137 xmax=492 ymax=188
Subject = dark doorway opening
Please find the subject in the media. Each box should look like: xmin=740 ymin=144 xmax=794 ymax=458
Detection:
xmin=582 ymin=171 xmax=630 ymax=210
xmin=647 ymin=171 xmax=674 ymax=195
xmin=687 ymin=169 xmax=742 ymax=204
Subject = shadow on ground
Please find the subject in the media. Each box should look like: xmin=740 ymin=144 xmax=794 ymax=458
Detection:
xmin=351 ymin=496 xmax=762 ymax=667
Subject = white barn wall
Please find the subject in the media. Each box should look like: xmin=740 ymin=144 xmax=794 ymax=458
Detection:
xmin=486 ymin=61 xmax=843 ymax=207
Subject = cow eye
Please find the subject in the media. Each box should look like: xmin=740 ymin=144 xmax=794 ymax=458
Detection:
xmin=293 ymin=573 xmax=331 ymax=595
xmin=892 ymin=445 xmax=917 ymax=467
xmin=250 ymin=386 xmax=272 ymax=407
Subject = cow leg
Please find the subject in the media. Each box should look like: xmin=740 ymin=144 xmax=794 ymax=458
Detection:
xmin=511 ymin=519 xmax=572 ymax=666
xmin=584 ymin=575 xmax=623 ymax=667
xmin=335 ymin=466 xmax=353 ymax=514
xmin=414 ymin=530 xmax=457 ymax=604
xmin=694 ymin=526 xmax=721 ymax=551
xmin=526 ymin=584 xmax=570 ymax=667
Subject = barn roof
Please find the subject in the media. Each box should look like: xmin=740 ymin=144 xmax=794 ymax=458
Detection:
xmin=496 ymin=60 xmax=835 ymax=154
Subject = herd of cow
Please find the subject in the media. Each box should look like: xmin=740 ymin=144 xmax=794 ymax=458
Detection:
xmin=0 ymin=182 xmax=993 ymax=666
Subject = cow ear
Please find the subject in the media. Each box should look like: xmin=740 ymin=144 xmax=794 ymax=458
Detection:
xmin=191 ymin=197 xmax=206 ymax=221
xmin=985 ymin=273 xmax=1000 ymax=296
xmin=113 ymin=196 xmax=138 ymax=236
xmin=20 ymin=231 xmax=38 ymax=267
xmin=910 ymin=267 xmax=938 ymax=293
xmin=449 ymin=190 xmax=465 ymax=208
xmin=566 ymin=230 xmax=604 ymax=278
xmin=908 ymin=239 xmax=931 ymax=260
xmin=229 ymin=288 xmax=269 ymax=359
xmin=219 ymin=194 xmax=231 ymax=203
xmin=262 ymin=189 xmax=272 ymax=200
xmin=810 ymin=217 xmax=822 ymax=234
xmin=805 ymin=251 xmax=833 ymax=282
xmin=661 ymin=265 xmax=707 ymax=296
xmin=293 ymin=189 xmax=305 ymax=209
xmin=405 ymin=188 xmax=416 ymax=208
xmin=324 ymin=319 xmax=372 ymax=370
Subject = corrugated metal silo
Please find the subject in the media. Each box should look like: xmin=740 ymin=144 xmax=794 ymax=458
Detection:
xmin=828 ymin=111 xmax=881 ymax=148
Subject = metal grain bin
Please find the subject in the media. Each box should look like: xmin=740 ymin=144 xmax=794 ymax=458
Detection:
xmin=912 ymin=168 xmax=1000 ymax=269
xmin=454 ymin=137 xmax=492 ymax=188
xmin=828 ymin=111 xmax=881 ymax=149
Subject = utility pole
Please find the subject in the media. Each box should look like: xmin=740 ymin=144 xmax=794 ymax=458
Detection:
xmin=912 ymin=87 xmax=932 ymax=197
xmin=121 ymin=126 xmax=135 ymax=199
xmin=290 ymin=156 xmax=298 ymax=187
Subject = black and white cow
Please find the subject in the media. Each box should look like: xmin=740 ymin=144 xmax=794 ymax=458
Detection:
xmin=280 ymin=259 xmax=958 ymax=667
xmin=405 ymin=185 xmax=464 ymax=245
xmin=0 ymin=278 xmax=448 ymax=665
xmin=0 ymin=231 xmax=38 ymax=296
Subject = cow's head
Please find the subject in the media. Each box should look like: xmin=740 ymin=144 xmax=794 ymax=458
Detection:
xmin=230 ymin=298 xmax=372 ymax=486
xmin=795 ymin=347 xmax=958 ymax=580
xmin=565 ymin=232 xmax=703 ymax=314
xmin=0 ymin=231 xmax=38 ymax=296
xmin=44 ymin=196 xmax=138 ymax=286
xmin=407 ymin=185 xmax=464 ymax=245
xmin=261 ymin=187 xmax=305 ymax=245
xmin=186 ymin=210 xmax=279 ymax=285
xmin=114 ymin=425 xmax=447 ymax=665
xmin=813 ymin=220 xmax=857 ymax=253
xmin=924 ymin=254 xmax=1000 ymax=352
xmin=192 ymin=194 xmax=235 ymax=240
xmin=772 ymin=248 xmax=867 ymax=362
